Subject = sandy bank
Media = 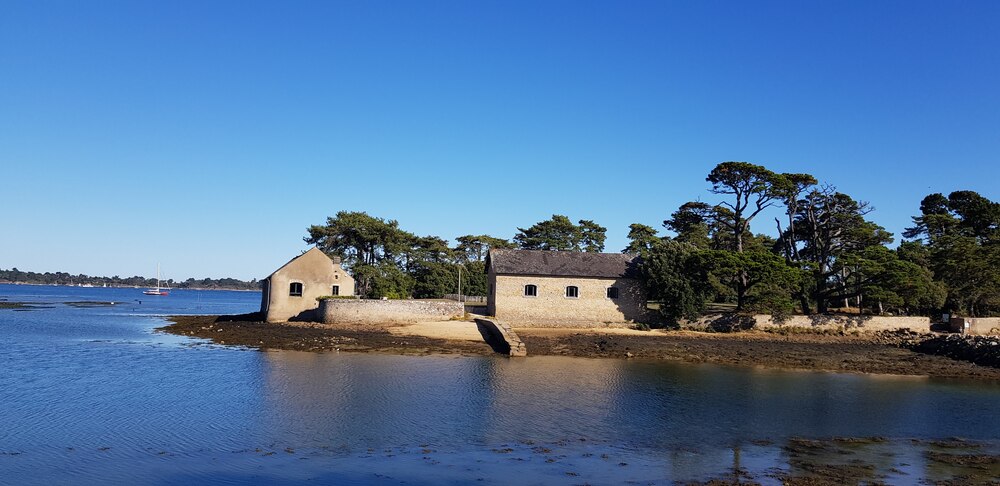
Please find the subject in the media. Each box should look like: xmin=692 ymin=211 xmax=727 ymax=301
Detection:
xmin=386 ymin=320 xmax=486 ymax=341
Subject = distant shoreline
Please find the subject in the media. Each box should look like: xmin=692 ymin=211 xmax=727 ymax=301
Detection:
xmin=0 ymin=282 xmax=261 ymax=292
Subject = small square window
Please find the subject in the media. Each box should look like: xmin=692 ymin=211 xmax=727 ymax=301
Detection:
xmin=524 ymin=284 xmax=537 ymax=297
xmin=607 ymin=287 xmax=619 ymax=299
xmin=566 ymin=286 xmax=579 ymax=298
xmin=332 ymin=285 xmax=340 ymax=296
xmin=289 ymin=282 xmax=303 ymax=297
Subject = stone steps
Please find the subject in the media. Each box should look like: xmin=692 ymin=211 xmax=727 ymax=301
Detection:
xmin=473 ymin=317 xmax=527 ymax=357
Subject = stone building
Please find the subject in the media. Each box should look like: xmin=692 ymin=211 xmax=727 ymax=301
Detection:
xmin=485 ymin=249 xmax=648 ymax=327
xmin=260 ymin=247 xmax=355 ymax=322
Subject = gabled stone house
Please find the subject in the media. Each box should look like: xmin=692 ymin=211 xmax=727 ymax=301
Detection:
xmin=485 ymin=249 xmax=648 ymax=326
xmin=260 ymin=247 xmax=355 ymax=322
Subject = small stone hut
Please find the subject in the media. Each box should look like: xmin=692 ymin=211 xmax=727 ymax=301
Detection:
xmin=260 ymin=247 xmax=355 ymax=322
xmin=485 ymin=249 xmax=648 ymax=326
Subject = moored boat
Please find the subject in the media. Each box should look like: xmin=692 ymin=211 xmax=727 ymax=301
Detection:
xmin=143 ymin=264 xmax=170 ymax=296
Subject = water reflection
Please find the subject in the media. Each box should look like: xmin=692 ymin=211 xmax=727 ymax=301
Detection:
xmin=482 ymin=357 xmax=625 ymax=444
xmin=260 ymin=352 xmax=500 ymax=448
xmin=5 ymin=284 xmax=1000 ymax=484
xmin=257 ymin=352 xmax=1000 ymax=451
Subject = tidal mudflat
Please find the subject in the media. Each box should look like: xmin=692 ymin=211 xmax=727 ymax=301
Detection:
xmin=163 ymin=313 xmax=1000 ymax=380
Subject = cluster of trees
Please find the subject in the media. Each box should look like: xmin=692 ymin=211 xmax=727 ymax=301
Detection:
xmin=0 ymin=268 xmax=260 ymax=290
xmin=304 ymin=212 xmax=609 ymax=299
xmin=903 ymin=191 xmax=1000 ymax=316
xmin=308 ymin=163 xmax=998 ymax=320
xmin=629 ymin=162 xmax=954 ymax=322
xmin=514 ymin=215 xmax=607 ymax=252
xmin=306 ymin=212 xmax=499 ymax=299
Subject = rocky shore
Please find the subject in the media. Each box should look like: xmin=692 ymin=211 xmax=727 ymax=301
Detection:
xmin=910 ymin=334 xmax=1000 ymax=368
xmin=517 ymin=328 xmax=1000 ymax=380
xmin=159 ymin=314 xmax=496 ymax=356
xmin=158 ymin=315 xmax=1000 ymax=380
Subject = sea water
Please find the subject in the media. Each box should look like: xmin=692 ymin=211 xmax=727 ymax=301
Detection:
xmin=1 ymin=284 xmax=999 ymax=484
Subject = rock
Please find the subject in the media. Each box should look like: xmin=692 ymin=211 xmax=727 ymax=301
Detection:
xmin=625 ymin=352 xmax=634 ymax=358
xmin=909 ymin=334 xmax=1000 ymax=369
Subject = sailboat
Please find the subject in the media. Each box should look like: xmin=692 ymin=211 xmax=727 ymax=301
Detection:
xmin=143 ymin=264 xmax=170 ymax=296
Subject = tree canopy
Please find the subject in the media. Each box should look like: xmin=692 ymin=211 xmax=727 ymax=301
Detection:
xmin=514 ymin=215 xmax=607 ymax=252
xmin=636 ymin=161 xmax=961 ymax=323
xmin=305 ymin=211 xmax=509 ymax=299
xmin=305 ymin=212 xmax=609 ymax=299
xmin=902 ymin=191 xmax=1000 ymax=316
xmin=454 ymin=235 xmax=514 ymax=262
xmin=302 ymin=176 xmax=999 ymax=321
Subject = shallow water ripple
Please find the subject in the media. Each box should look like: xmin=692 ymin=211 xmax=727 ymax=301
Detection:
xmin=2 ymin=284 xmax=1000 ymax=484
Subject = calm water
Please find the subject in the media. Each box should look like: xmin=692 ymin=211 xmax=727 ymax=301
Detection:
xmin=2 ymin=283 xmax=999 ymax=484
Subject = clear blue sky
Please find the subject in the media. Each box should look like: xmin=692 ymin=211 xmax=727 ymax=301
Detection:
xmin=2 ymin=1 xmax=998 ymax=281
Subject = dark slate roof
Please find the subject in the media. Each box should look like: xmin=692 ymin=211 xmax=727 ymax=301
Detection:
xmin=488 ymin=249 xmax=640 ymax=279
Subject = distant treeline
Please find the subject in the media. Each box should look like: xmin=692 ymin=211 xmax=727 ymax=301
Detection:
xmin=0 ymin=268 xmax=261 ymax=291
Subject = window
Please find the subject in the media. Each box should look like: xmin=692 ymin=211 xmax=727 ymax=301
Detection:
xmin=289 ymin=282 xmax=303 ymax=297
xmin=332 ymin=285 xmax=340 ymax=296
xmin=566 ymin=286 xmax=579 ymax=298
xmin=607 ymin=287 xmax=620 ymax=299
xmin=524 ymin=284 xmax=537 ymax=297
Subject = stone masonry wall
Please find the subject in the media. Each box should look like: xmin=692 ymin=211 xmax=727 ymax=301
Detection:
xmin=320 ymin=299 xmax=464 ymax=325
xmin=950 ymin=317 xmax=1000 ymax=336
xmin=687 ymin=314 xmax=931 ymax=333
xmin=490 ymin=274 xmax=649 ymax=327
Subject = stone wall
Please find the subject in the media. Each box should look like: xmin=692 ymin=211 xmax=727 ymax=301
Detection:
xmin=488 ymin=273 xmax=649 ymax=327
xmin=687 ymin=314 xmax=932 ymax=333
xmin=949 ymin=317 xmax=1000 ymax=336
xmin=319 ymin=299 xmax=464 ymax=325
